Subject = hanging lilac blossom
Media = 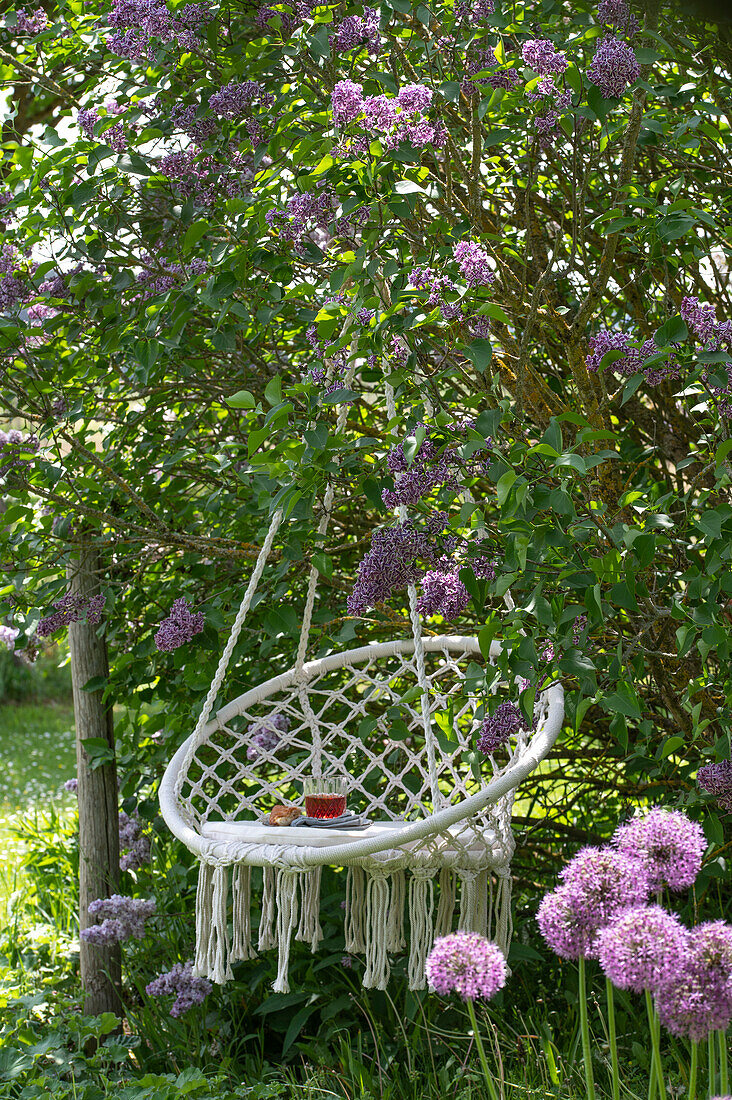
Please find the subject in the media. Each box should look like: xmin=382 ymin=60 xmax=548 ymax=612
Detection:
xmin=118 ymin=810 xmax=152 ymax=871
xmin=332 ymin=82 xmax=445 ymax=152
xmin=13 ymin=7 xmax=48 ymax=33
xmin=586 ymin=330 xmax=638 ymax=375
xmin=477 ymin=702 xmax=531 ymax=755
xmin=169 ymin=103 xmax=218 ymax=142
xmin=613 ymin=807 xmax=706 ymax=893
xmin=37 ymin=591 xmax=104 ymax=637
xmin=680 ymin=295 xmax=721 ymax=345
xmin=107 ymin=0 xmax=209 ymax=58
xmin=348 ymin=522 xmax=441 ymax=614
xmin=332 ymin=80 xmax=365 ymax=126
xmin=81 ymin=895 xmax=156 ymax=944
xmin=572 ymin=613 xmax=588 ymax=646
xmin=453 ymin=241 xmax=495 ymax=288
xmin=587 ymin=36 xmax=640 ymax=98
xmin=0 ymin=624 xmax=19 ymax=650
xmin=63 ymin=777 xmax=78 ymax=793
xmin=425 ymin=932 xmax=507 ymax=1000
xmin=154 ymin=597 xmax=205 ymax=651
xmin=521 ymin=39 xmax=569 ymax=76
xmin=697 ymin=759 xmax=732 ymax=812
xmin=597 ymin=0 xmax=639 ymax=35
xmin=146 ymin=960 xmax=212 ymax=1016
xmin=135 ymin=254 xmax=209 ymax=297
xmin=246 ymin=712 xmax=291 ymax=760
xmin=266 ymin=188 xmax=339 ymax=255
xmin=330 ymin=9 xmax=380 ymax=54
xmin=209 ymin=80 xmax=274 ymax=119
xmin=0 ymin=244 xmax=30 ymax=310
xmin=597 ymin=905 xmax=687 ymax=993
xmin=416 ymin=569 xmax=470 ymax=620
xmin=453 ymin=0 xmax=494 ymax=23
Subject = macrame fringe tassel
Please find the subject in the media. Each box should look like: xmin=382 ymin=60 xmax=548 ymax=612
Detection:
xmin=193 ymin=861 xmax=214 ymax=978
xmin=296 ymin=868 xmax=323 ymax=952
xmin=231 ymin=865 xmax=257 ymax=962
xmin=258 ymin=866 xmax=277 ymax=951
xmin=457 ymin=869 xmax=478 ymax=933
xmin=345 ymin=867 xmax=366 ymax=953
xmin=407 ymin=871 xmax=435 ymax=990
xmin=475 ymin=868 xmax=489 ymax=938
xmin=435 ymin=867 xmax=456 ymax=937
xmin=494 ymin=869 xmax=513 ymax=956
xmin=363 ymin=872 xmax=390 ymax=990
xmin=273 ymin=870 xmax=299 ymax=993
xmin=386 ymin=870 xmax=406 ymax=952
xmin=207 ymin=864 xmax=233 ymax=984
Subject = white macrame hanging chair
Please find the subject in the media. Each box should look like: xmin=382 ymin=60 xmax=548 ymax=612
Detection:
xmin=159 ymin=368 xmax=565 ymax=994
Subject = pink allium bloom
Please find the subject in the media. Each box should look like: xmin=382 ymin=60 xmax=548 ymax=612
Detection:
xmin=560 ymin=846 xmax=649 ymax=927
xmin=425 ymin=932 xmax=507 ymax=1000
xmin=655 ymin=928 xmax=732 ymax=1042
xmin=613 ymin=807 xmax=706 ymax=893
xmin=537 ymin=885 xmax=597 ymax=960
xmin=597 ymin=905 xmax=688 ymax=993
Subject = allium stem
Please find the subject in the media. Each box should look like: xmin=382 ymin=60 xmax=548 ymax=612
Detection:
xmin=605 ymin=977 xmax=620 ymax=1100
xmin=645 ymin=989 xmax=665 ymax=1100
xmin=465 ymin=998 xmax=500 ymax=1100
xmin=687 ymin=1040 xmax=698 ymax=1100
xmin=579 ymin=957 xmax=596 ymax=1100
xmin=720 ymin=1028 xmax=729 ymax=1094
xmin=707 ymin=1034 xmax=716 ymax=1098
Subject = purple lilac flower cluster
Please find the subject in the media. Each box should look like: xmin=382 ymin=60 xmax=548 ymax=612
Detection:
xmin=64 ymin=777 xmax=78 ymax=793
xmin=348 ymin=520 xmax=446 ymax=615
xmin=37 ymin=592 xmax=105 ymax=637
xmin=520 ymin=39 xmax=571 ymax=144
xmin=154 ymin=597 xmax=205 ymax=651
xmin=697 ymin=760 xmax=732 ymax=812
xmin=587 ymin=36 xmax=641 ymax=99
xmin=597 ymin=0 xmax=639 ymax=36
xmin=679 ymin=297 xmax=732 ymax=415
xmin=453 ymin=241 xmax=495 ymax=288
xmin=256 ymin=0 xmax=314 ymax=34
xmin=169 ymin=103 xmax=218 ymax=142
xmin=135 ymin=255 xmax=208 ymax=298
xmin=158 ymin=147 xmax=254 ymax=205
xmin=522 ymin=39 xmax=569 ymax=76
xmin=77 ymin=107 xmax=128 ymax=152
xmin=81 ymin=894 xmax=156 ymax=945
xmin=0 ymin=428 xmax=38 ymax=477
xmin=331 ymin=82 xmax=446 ymax=153
xmin=0 ymin=623 xmax=19 ymax=650
xmin=477 ymin=701 xmax=533 ymax=755
xmin=119 ymin=810 xmax=152 ymax=871
xmin=425 ymin=931 xmax=507 ymax=1000
xmin=416 ymin=569 xmax=470 ymax=620
xmin=266 ymin=188 xmax=339 ymax=256
xmin=146 ymin=960 xmax=212 ymax=1016
xmin=0 ymin=244 xmax=30 ymax=311
xmin=107 ymin=0 xmax=209 ymax=60
xmin=209 ymin=80 xmax=274 ymax=119
xmin=453 ymin=0 xmax=494 ymax=25
xmin=461 ymin=48 xmax=522 ymax=99
xmin=247 ymin=712 xmax=291 ymax=761
xmin=14 ymin=7 xmax=48 ymax=33
xmin=586 ymin=330 xmax=680 ymax=386
xmin=329 ymin=8 xmax=380 ymax=54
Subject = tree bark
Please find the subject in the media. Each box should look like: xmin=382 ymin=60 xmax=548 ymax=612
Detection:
xmin=68 ymin=543 xmax=122 ymax=1017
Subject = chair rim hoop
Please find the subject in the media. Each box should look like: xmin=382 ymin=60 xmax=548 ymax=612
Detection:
xmin=159 ymin=634 xmax=564 ymax=869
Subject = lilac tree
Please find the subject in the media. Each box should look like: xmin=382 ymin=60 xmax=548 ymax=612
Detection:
xmin=1 ymin=0 xmax=731 ymax=906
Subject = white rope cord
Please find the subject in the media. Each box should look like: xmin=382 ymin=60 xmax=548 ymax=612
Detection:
xmin=174 ymin=507 xmax=284 ymax=805
xmin=385 ymin=380 xmax=440 ymax=806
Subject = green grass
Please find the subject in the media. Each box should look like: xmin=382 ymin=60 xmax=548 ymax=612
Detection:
xmin=0 ymin=702 xmax=77 ymax=906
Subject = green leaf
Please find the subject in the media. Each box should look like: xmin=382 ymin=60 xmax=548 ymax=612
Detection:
xmin=496 ymin=470 xmax=516 ymax=506
xmin=653 ymin=315 xmax=688 ymax=347
xmin=81 ymin=675 xmax=107 ymax=693
xmin=80 ymin=737 xmax=115 ymax=769
xmin=464 ymin=338 xmax=493 ymax=373
xmin=660 ymin=735 xmax=684 ymax=758
xmin=183 ymin=221 xmax=209 ymax=251
xmin=311 ymin=552 xmax=332 ymax=578
xmin=264 ymin=376 xmax=282 ymax=407
xmin=227 ymin=390 xmax=256 ymax=409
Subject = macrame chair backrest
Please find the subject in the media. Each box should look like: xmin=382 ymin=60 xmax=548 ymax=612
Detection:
xmin=160 ymin=636 xmax=564 ymax=869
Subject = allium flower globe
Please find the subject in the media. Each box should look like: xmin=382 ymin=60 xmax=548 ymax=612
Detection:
xmin=597 ymin=905 xmax=687 ymax=993
xmin=613 ymin=807 xmax=705 ymax=892
xmin=537 ymin=885 xmax=597 ymax=960
xmin=425 ymin=932 xmax=507 ymax=1001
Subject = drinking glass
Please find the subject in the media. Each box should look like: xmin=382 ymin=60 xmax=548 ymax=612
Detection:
xmin=303 ymin=775 xmax=347 ymax=819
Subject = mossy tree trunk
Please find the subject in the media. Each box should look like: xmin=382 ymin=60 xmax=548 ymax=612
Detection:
xmin=68 ymin=543 xmax=122 ymax=1017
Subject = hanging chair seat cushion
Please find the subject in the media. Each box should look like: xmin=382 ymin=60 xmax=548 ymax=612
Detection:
xmin=201 ymin=817 xmax=507 ymax=859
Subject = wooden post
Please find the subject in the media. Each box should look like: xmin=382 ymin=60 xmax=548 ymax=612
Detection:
xmin=68 ymin=543 xmax=122 ymax=1017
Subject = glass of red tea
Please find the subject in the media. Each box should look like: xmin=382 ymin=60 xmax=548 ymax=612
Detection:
xmin=303 ymin=776 xmax=347 ymax=819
